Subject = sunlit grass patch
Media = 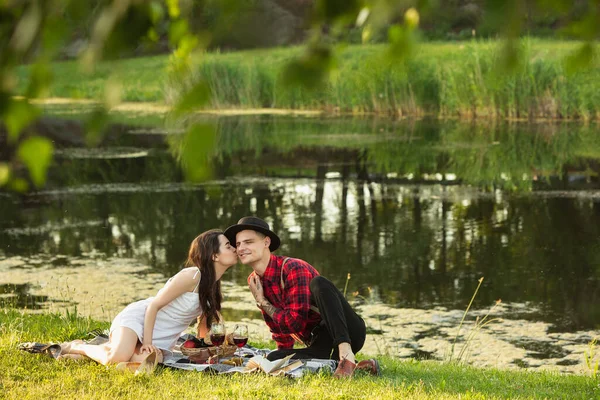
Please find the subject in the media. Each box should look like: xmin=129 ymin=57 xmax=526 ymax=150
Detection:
xmin=1 ymin=308 xmax=597 ymax=399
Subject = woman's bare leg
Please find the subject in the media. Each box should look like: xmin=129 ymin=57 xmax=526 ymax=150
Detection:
xmin=127 ymin=346 xmax=165 ymax=363
xmin=67 ymin=327 xmax=139 ymax=365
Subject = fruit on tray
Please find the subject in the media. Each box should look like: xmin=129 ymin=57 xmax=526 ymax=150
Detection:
xmin=182 ymin=336 xmax=209 ymax=348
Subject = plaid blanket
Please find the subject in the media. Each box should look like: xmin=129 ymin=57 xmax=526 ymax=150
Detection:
xmin=163 ymin=334 xmax=337 ymax=378
xmin=19 ymin=332 xmax=336 ymax=378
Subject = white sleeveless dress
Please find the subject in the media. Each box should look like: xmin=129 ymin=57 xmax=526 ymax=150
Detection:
xmin=109 ymin=268 xmax=202 ymax=351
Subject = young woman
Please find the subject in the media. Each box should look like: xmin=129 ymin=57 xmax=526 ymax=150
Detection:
xmin=60 ymin=229 xmax=237 ymax=364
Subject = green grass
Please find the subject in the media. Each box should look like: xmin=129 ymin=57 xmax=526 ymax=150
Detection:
xmin=1 ymin=309 xmax=597 ymax=399
xmin=15 ymin=39 xmax=600 ymax=120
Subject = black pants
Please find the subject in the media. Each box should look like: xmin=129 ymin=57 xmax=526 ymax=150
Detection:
xmin=266 ymin=276 xmax=366 ymax=361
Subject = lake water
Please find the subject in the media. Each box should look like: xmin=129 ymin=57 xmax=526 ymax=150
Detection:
xmin=1 ymin=110 xmax=599 ymax=373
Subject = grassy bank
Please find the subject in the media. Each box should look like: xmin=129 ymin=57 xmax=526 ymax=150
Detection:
xmin=16 ymin=40 xmax=600 ymax=120
xmin=0 ymin=309 xmax=597 ymax=399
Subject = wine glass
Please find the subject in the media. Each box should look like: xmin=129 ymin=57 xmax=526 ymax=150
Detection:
xmin=209 ymin=322 xmax=226 ymax=363
xmin=233 ymin=324 xmax=248 ymax=358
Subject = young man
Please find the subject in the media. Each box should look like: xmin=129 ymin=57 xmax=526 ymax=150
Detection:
xmin=224 ymin=216 xmax=379 ymax=378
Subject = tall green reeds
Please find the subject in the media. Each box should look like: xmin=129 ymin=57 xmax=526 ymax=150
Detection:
xmin=446 ymin=277 xmax=503 ymax=364
xmin=165 ymin=39 xmax=600 ymax=120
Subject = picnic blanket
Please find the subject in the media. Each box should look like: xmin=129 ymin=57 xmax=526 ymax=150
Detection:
xmin=19 ymin=332 xmax=337 ymax=378
xmin=165 ymin=334 xmax=337 ymax=378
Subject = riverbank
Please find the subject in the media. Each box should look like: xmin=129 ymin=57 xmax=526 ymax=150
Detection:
xmin=1 ymin=254 xmax=599 ymax=375
xmin=16 ymin=39 xmax=600 ymax=121
xmin=1 ymin=309 xmax=596 ymax=399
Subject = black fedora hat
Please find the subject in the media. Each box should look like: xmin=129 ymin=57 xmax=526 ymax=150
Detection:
xmin=224 ymin=216 xmax=281 ymax=251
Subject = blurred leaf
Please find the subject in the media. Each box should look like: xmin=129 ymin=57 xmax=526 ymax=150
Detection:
xmin=148 ymin=27 xmax=159 ymax=42
xmin=10 ymin=1 xmax=42 ymax=53
xmin=404 ymin=7 xmax=420 ymax=30
xmin=178 ymin=34 xmax=200 ymax=53
xmin=173 ymin=80 xmax=211 ymax=117
xmin=84 ymin=108 xmax=109 ymax=146
xmin=8 ymin=177 xmax=29 ymax=193
xmin=0 ymin=163 xmax=10 ymax=186
xmin=104 ymin=77 xmax=123 ymax=108
xmin=180 ymin=123 xmax=216 ymax=182
xmin=497 ymin=39 xmax=524 ymax=74
xmin=40 ymin=14 xmax=69 ymax=56
xmin=166 ymin=0 xmax=181 ymax=18
xmin=16 ymin=136 xmax=54 ymax=188
xmin=3 ymin=99 xmax=40 ymax=143
xmin=26 ymin=62 xmax=52 ymax=98
xmin=149 ymin=0 xmax=165 ymax=23
xmin=282 ymin=45 xmax=334 ymax=89
xmin=169 ymin=19 xmax=189 ymax=47
xmin=564 ymin=42 xmax=596 ymax=75
xmin=561 ymin=12 xmax=600 ymax=40
xmin=356 ymin=7 xmax=370 ymax=27
xmin=362 ymin=24 xmax=372 ymax=43
xmin=387 ymin=24 xmax=416 ymax=61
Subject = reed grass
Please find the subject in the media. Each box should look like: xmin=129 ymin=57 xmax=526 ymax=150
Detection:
xmin=445 ymin=277 xmax=505 ymax=364
xmin=447 ymin=277 xmax=485 ymax=363
xmin=17 ymin=39 xmax=600 ymax=120
xmin=170 ymin=39 xmax=600 ymax=120
xmin=584 ymin=337 xmax=599 ymax=378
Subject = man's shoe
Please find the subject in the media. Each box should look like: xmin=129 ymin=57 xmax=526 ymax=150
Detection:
xmin=333 ymin=357 xmax=356 ymax=378
xmin=355 ymin=359 xmax=380 ymax=376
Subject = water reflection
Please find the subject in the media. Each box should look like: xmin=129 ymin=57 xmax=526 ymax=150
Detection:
xmin=0 ymin=284 xmax=49 ymax=309
xmin=1 ymin=116 xmax=600 ymax=335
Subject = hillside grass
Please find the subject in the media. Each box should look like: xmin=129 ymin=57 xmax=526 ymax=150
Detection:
xmin=15 ymin=39 xmax=600 ymax=120
xmin=0 ymin=308 xmax=597 ymax=399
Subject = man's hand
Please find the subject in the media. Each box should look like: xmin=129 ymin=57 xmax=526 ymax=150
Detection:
xmin=249 ymin=274 xmax=265 ymax=305
xmin=249 ymin=273 xmax=277 ymax=317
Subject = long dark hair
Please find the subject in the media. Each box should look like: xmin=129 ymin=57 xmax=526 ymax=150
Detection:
xmin=185 ymin=229 xmax=223 ymax=328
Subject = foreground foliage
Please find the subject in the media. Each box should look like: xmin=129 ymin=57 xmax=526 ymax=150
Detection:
xmin=3 ymin=1 xmax=598 ymax=192
xmin=0 ymin=309 xmax=596 ymax=399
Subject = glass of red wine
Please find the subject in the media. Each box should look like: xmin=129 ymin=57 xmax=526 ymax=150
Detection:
xmin=209 ymin=322 xmax=226 ymax=363
xmin=233 ymin=324 xmax=248 ymax=358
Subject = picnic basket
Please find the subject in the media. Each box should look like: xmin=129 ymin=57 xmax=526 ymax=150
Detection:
xmin=180 ymin=332 xmax=237 ymax=357
xmin=180 ymin=345 xmax=237 ymax=357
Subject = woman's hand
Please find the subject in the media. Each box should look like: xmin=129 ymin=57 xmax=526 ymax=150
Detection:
xmin=139 ymin=344 xmax=159 ymax=354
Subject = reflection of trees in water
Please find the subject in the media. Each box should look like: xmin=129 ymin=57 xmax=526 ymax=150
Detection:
xmin=2 ymin=117 xmax=600 ymax=329
xmin=511 ymin=198 xmax=600 ymax=330
xmin=0 ymin=284 xmax=49 ymax=309
xmin=1 ymin=179 xmax=600 ymax=329
xmin=276 ymin=182 xmax=600 ymax=331
xmin=212 ymin=116 xmax=600 ymax=190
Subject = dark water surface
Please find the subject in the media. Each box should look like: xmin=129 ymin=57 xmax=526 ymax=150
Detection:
xmin=1 ymin=115 xmax=600 ymax=336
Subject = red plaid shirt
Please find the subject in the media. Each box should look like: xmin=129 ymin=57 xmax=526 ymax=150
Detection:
xmin=248 ymin=254 xmax=321 ymax=349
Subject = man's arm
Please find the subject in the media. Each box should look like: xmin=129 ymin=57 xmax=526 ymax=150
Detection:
xmin=258 ymin=299 xmax=277 ymax=317
xmin=249 ymin=274 xmax=283 ymax=318
xmin=272 ymin=332 xmax=295 ymax=349
xmin=266 ymin=261 xmax=313 ymax=334
xmin=248 ymin=272 xmax=296 ymax=349
xmin=249 ymin=261 xmax=314 ymax=334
